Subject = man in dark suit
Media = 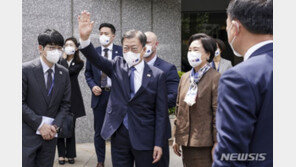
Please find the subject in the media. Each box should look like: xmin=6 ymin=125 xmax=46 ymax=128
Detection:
xmin=78 ymin=11 xmax=168 ymax=167
xmin=22 ymin=29 xmax=71 ymax=167
xmin=144 ymin=31 xmax=180 ymax=167
xmin=84 ymin=23 xmax=122 ymax=167
xmin=213 ymin=0 xmax=273 ymax=166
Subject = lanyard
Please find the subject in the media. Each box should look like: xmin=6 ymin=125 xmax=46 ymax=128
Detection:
xmin=47 ymin=77 xmax=55 ymax=96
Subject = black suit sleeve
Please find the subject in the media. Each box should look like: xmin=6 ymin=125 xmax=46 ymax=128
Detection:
xmin=68 ymin=61 xmax=84 ymax=76
xmin=84 ymin=59 xmax=97 ymax=89
xmin=80 ymin=43 xmax=114 ymax=77
xmin=52 ymin=70 xmax=71 ymax=128
xmin=166 ymin=65 xmax=180 ymax=109
xmin=22 ymin=66 xmax=42 ymax=130
xmin=154 ymin=72 xmax=169 ymax=147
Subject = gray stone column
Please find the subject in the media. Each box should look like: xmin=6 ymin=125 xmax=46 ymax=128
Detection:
xmin=152 ymin=0 xmax=181 ymax=70
xmin=22 ymin=0 xmax=72 ymax=62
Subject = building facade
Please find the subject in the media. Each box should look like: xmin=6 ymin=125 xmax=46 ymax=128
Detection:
xmin=22 ymin=0 xmax=181 ymax=143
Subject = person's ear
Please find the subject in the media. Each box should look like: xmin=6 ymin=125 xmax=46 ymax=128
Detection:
xmin=140 ymin=46 xmax=146 ymax=58
xmin=142 ymin=46 xmax=147 ymax=53
xmin=204 ymin=52 xmax=210 ymax=61
xmin=38 ymin=45 xmax=43 ymax=51
xmin=231 ymin=20 xmax=240 ymax=36
xmin=155 ymin=41 xmax=159 ymax=48
xmin=38 ymin=45 xmax=45 ymax=55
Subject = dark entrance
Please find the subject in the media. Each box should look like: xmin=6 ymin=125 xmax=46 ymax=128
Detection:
xmin=181 ymin=0 xmax=243 ymax=72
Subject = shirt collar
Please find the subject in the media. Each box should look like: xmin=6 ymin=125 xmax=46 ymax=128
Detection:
xmin=147 ymin=54 xmax=158 ymax=66
xmin=102 ymin=43 xmax=113 ymax=51
xmin=40 ymin=57 xmax=55 ymax=74
xmin=67 ymin=58 xmax=74 ymax=63
xmin=244 ymin=40 xmax=273 ymax=61
xmin=133 ymin=59 xmax=145 ymax=73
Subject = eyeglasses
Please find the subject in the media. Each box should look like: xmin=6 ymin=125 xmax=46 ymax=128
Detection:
xmin=45 ymin=45 xmax=63 ymax=51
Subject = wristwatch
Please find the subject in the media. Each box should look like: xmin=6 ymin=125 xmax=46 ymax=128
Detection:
xmin=53 ymin=125 xmax=60 ymax=133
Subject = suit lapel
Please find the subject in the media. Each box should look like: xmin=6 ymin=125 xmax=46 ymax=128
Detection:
xmin=120 ymin=63 xmax=130 ymax=100
xmin=112 ymin=45 xmax=116 ymax=59
xmin=130 ymin=63 xmax=152 ymax=101
xmin=33 ymin=59 xmax=50 ymax=105
xmin=61 ymin=59 xmax=69 ymax=68
xmin=98 ymin=47 xmax=102 ymax=55
xmin=68 ymin=59 xmax=76 ymax=69
xmin=153 ymin=57 xmax=161 ymax=67
xmin=49 ymin=65 xmax=63 ymax=107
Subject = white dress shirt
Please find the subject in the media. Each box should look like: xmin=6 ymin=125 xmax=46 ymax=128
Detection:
xmin=37 ymin=57 xmax=57 ymax=137
xmin=132 ymin=60 xmax=145 ymax=93
xmin=79 ymin=38 xmax=91 ymax=49
xmin=80 ymin=38 xmax=146 ymax=92
xmin=80 ymin=38 xmax=146 ymax=91
xmin=67 ymin=58 xmax=73 ymax=67
xmin=40 ymin=57 xmax=55 ymax=87
xmin=147 ymin=54 xmax=157 ymax=66
xmin=244 ymin=40 xmax=273 ymax=61
xmin=101 ymin=44 xmax=113 ymax=87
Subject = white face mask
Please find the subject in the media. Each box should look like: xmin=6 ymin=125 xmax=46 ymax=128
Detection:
xmin=143 ymin=45 xmax=153 ymax=58
xmin=227 ymin=22 xmax=243 ymax=57
xmin=187 ymin=51 xmax=202 ymax=68
xmin=123 ymin=51 xmax=142 ymax=67
xmin=215 ymin=48 xmax=221 ymax=57
xmin=64 ymin=46 xmax=76 ymax=55
xmin=46 ymin=49 xmax=62 ymax=64
xmin=99 ymin=35 xmax=111 ymax=46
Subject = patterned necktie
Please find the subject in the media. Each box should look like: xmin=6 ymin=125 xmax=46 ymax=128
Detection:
xmin=46 ymin=69 xmax=53 ymax=95
xmin=101 ymin=48 xmax=109 ymax=87
xmin=123 ymin=66 xmax=136 ymax=130
xmin=129 ymin=67 xmax=136 ymax=98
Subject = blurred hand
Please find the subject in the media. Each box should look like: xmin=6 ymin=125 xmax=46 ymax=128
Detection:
xmin=152 ymin=146 xmax=162 ymax=164
xmin=92 ymin=86 xmax=102 ymax=96
xmin=62 ymin=53 xmax=67 ymax=59
xmin=78 ymin=10 xmax=94 ymax=41
xmin=212 ymin=142 xmax=218 ymax=160
xmin=173 ymin=140 xmax=182 ymax=157
xmin=39 ymin=124 xmax=56 ymax=140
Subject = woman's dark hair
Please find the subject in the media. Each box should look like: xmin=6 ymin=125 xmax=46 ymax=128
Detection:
xmin=65 ymin=37 xmax=83 ymax=63
xmin=188 ymin=33 xmax=217 ymax=62
xmin=215 ymin=38 xmax=226 ymax=57
xmin=38 ymin=29 xmax=64 ymax=47
xmin=227 ymin=0 xmax=273 ymax=34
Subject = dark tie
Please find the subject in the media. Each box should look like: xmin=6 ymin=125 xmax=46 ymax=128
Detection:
xmin=129 ymin=67 xmax=136 ymax=98
xmin=123 ymin=67 xmax=136 ymax=129
xmin=101 ymin=48 xmax=109 ymax=87
xmin=46 ymin=69 xmax=53 ymax=96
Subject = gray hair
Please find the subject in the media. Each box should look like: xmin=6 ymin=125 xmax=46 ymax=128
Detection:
xmin=121 ymin=29 xmax=147 ymax=47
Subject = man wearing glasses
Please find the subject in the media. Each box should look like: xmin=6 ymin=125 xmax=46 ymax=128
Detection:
xmin=22 ymin=29 xmax=71 ymax=167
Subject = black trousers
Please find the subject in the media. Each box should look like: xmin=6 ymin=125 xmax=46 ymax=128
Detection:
xmin=111 ymin=124 xmax=160 ymax=167
xmin=93 ymin=90 xmax=110 ymax=163
xmin=22 ymin=137 xmax=57 ymax=167
xmin=57 ymin=119 xmax=76 ymax=158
